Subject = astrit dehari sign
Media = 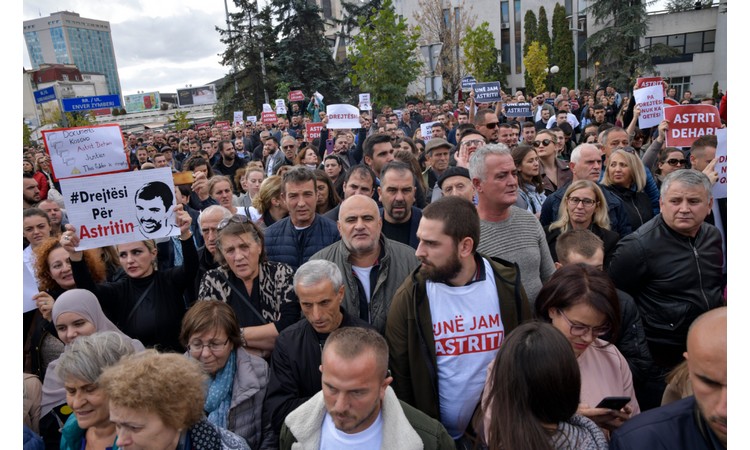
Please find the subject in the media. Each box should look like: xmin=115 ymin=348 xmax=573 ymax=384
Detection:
xmin=663 ymin=105 xmax=722 ymax=147
xmin=60 ymin=168 xmax=180 ymax=250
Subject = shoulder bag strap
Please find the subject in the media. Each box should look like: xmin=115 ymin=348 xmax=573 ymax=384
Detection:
xmin=126 ymin=281 xmax=155 ymax=324
xmin=215 ymin=271 xmax=267 ymax=324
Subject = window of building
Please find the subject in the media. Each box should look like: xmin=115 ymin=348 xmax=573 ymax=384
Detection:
xmin=667 ymin=76 xmax=691 ymax=99
xmin=646 ymin=29 xmax=715 ymax=62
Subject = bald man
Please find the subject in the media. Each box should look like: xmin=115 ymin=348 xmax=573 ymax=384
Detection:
xmin=610 ymin=307 xmax=727 ymax=449
xmin=310 ymin=195 xmax=419 ymax=334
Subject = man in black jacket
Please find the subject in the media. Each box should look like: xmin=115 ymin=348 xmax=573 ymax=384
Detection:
xmin=263 ymin=260 xmax=371 ymax=441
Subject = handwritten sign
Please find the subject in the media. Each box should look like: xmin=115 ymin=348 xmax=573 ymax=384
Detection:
xmin=61 ymin=168 xmax=179 ymax=250
xmin=306 ymin=122 xmax=324 ymax=141
xmin=473 ymin=82 xmax=502 ymax=103
xmin=713 ymin=128 xmax=727 ymax=199
xmin=326 ymin=104 xmax=360 ymax=129
xmin=42 ymin=124 xmax=129 ymax=181
xmin=289 ymin=90 xmax=305 ymax=102
xmin=505 ymin=102 xmax=532 ymax=118
xmin=420 ymin=121 xmax=439 ymax=142
xmin=359 ymin=93 xmax=371 ymax=111
xmin=664 ymin=105 xmax=722 ymax=147
xmin=633 ymin=85 xmax=664 ymax=129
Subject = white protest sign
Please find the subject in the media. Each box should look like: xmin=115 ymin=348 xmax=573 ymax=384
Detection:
xmin=314 ymin=91 xmax=324 ymax=102
xmin=23 ymin=264 xmax=38 ymax=313
xmin=275 ymin=99 xmax=287 ymax=115
xmin=233 ymin=111 xmax=244 ymax=125
xmin=61 ymin=168 xmax=180 ymax=250
xmin=713 ymin=128 xmax=727 ymax=199
xmin=248 ymin=116 xmax=257 ymax=124
xmin=421 ymin=121 xmax=438 ymax=142
xmin=262 ymin=103 xmax=273 ymax=113
xmin=42 ymin=124 xmax=129 ymax=180
xmin=326 ymin=104 xmax=360 ymax=129
xmin=394 ymin=109 xmax=403 ymax=121
xmin=633 ymin=85 xmax=664 ymax=129
xmin=359 ymin=93 xmax=371 ymax=111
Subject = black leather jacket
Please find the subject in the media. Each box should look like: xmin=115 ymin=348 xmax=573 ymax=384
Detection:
xmin=608 ymin=215 xmax=724 ymax=348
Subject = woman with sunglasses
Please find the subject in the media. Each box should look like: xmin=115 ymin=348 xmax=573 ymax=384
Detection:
xmin=654 ymin=147 xmax=688 ymax=189
xmin=545 ymin=180 xmax=620 ymax=267
xmin=512 ymin=144 xmax=546 ymax=218
xmin=535 ymin=264 xmax=640 ymax=434
xmin=198 ymin=215 xmax=299 ymax=358
xmin=535 ymin=129 xmax=573 ymax=195
xmin=601 ymin=149 xmax=654 ymax=232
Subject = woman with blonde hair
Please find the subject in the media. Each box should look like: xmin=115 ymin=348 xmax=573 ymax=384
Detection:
xmin=601 ymin=149 xmax=654 ymax=232
xmin=253 ymin=175 xmax=288 ymax=230
xmin=545 ymin=180 xmax=620 ymax=267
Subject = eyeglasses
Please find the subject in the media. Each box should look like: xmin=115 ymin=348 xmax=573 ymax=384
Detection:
xmin=557 ymin=309 xmax=610 ymax=337
xmin=533 ymin=139 xmax=552 ymax=147
xmin=218 ymin=214 xmax=252 ymax=231
xmin=567 ymin=196 xmax=597 ymax=208
xmin=188 ymin=338 xmax=229 ymax=354
xmin=461 ymin=139 xmax=485 ymax=147
xmin=666 ymin=158 xmax=687 ymax=167
xmin=483 ymin=122 xmax=499 ymax=129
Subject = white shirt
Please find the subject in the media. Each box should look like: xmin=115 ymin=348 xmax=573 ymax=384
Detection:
xmin=319 ymin=410 xmax=383 ymax=450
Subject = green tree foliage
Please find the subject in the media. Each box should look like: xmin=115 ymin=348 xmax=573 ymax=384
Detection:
xmin=215 ymin=0 xmax=278 ymax=117
xmin=23 ymin=122 xmax=33 ymax=147
xmin=523 ymin=42 xmax=549 ymax=96
xmin=712 ymin=81 xmax=719 ymax=99
xmin=585 ymin=0 xmax=673 ymax=91
xmin=551 ymin=3 xmax=575 ymax=91
xmin=537 ymin=7 xmax=551 ymax=60
xmin=462 ymin=22 xmax=498 ymax=82
xmin=172 ymin=110 xmax=191 ymax=132
xmin=272 ymin=0 xmax=344 ymax=102
xmin=523 ymin=10 xmax=538 ymax=91
xmin=349 ymin=0 xmax=422 ymax=108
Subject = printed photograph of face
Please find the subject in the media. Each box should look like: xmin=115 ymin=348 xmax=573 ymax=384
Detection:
xmin=135 ymin=181 xmax=175 ymax=238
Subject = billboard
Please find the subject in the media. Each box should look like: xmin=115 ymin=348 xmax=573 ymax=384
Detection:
xmin=177 ymin=85 xmax=217 ymax=106
xmin=124 ymin=92 xmax=161 ymax=113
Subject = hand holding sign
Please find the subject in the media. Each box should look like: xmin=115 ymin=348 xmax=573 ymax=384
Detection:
xmin=174 ymin=204 xmax=193 ymax=239
xmin=61 ymin=224 xmax=83 ymax=261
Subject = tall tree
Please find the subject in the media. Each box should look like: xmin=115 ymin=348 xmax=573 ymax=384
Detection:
xmin=523 ymin=10 xmax=538 ymax=92
xmin=537 ymin=6 xmax=551 ymax=61
xmin=551 ymin=3 xmax=575 ymax=91
xmin=413 ymin=0 xmax=476 ymax=101
xmin=523 ymin=42 xmax=549 ymax=96
xmin=585 ymin=0 xmax=673 ymax=91
xmin=215 ymin=0 xmax=278 ymax=117
xmin=349 ymin=0 xmax=422 ymax=108
xmin=272 ymin=0 xmax=344 ymax=102
xmin=462 ymin=22 xmax=501 ymax=83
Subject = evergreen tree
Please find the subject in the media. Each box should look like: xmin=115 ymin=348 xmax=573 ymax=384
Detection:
xmin=551 ymin=3 xmax=575 ymax=91
xmin=349 ymin=0 xmax=422 ymax=108
xmin=537 ymin=7 xmax=551 ymax=61
xmin=523 ymin=10 xmax=538 ymax=92
xmin=272 ymin=0 xmax=344 ymax=102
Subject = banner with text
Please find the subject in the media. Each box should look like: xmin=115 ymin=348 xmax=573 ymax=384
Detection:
xmin=326 ymin=104 xmax=360 ymax=129
xmin=176 ymin=85 xmax=216 ymax=106
xmin=288 ymin=90 xmax=305 ymax=102
xmin=504 ymin=102 xmax=532 ymax=118
xmin=124 ymin=92 xmax=160 ymax=113
xmin=248 ymin=116 xmax=257 ymax=124
xmin=663 ymin=105 xmax=722 ymax=147
xmin=261 ymin=112 xmax=278 ymax=124
xmin=306 ymin=122 xmax=324 ymax=141
xmin=233 ymin=111 xmax=244 ymax=125
xmin=420 ymin=121 xmax=439 ymax=142
xmin=636 ymin=77 xmax=664 ymax=90
xmin=713 ymin=128 xmax=727 ymax=200
xmin=359 ymin=93 xmax=371 ymax=111
xmin=473 ymin=82 xmax=501 ymax=103
xmin=275 ymin=99 xmax=287 ymax=115
xmin=61 ymin=168 xmax=179 ymax=250
xmin=42 ymin=125 xmax=130 ymax=181
xmin=633 ymin=84 xmax=665 ymax=129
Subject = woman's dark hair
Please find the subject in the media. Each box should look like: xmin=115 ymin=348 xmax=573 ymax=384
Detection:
xmin=393 ymin=149 xmax=427 ymax=192
xmin=179 ymin=300 xmax=242 ymax=350
xmin=655 ymin=147 xmax=684 ymax=176
xmin=483 ymin=321 xmax=580 ymax=450
xmin=534 ymin=264 xmax=621 ymax=343
xmin=184 ymin=156 xmax=215 ymax=178
xmin=511 ymin=144 xmax=544 ymax=194
xmin=313 ymin=169 xmax=341 ymax=213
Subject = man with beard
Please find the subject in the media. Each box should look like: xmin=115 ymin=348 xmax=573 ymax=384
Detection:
xmin=134 ymin=181 xmax=176 ymax=239
xmin=212 ymin=140 xmax=247 ymax=193
xmin=378 ymin=162 xmax=421 ymax=249
xmin=385 ymin=196 xmax=530 ymax=448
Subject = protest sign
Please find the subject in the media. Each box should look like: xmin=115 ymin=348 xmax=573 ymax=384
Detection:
xmin=326 ymin=104 xmax=360 ymax=129
xmin=359 ymin=93 xmax=371 ymax=111
xmin=262 ymin=103 xmax=273 ymax=113
xmin=636 ymin=77 xmax=663 ymax=89
xmin=505 ymin=102 xmax=532 ymax=118
xmin=23 ymin=265 xmax=38 ymax=313
xmin=664 ymin=98 xmax=680 ymax=107
xmin=663 ymin=105 xmax=722 ymax=147
xmin=196 ymin=123 xmax=210 ymax=129
xmin=289 ymin=90 xmax=305 ymax=102
xmin=633 ymin=85 xmax=664 ymax=129
xmin=42 ymin=124 xmax=129 ymax=180
xmin=275 ymin=99 xmax=287 ymax=115
xmin=713 ymin=128 xmax=727 ymax=199
xmin=306 ymin=122 xmax=324 ymax=141
xmin=233 ymin=111 xmax=244 ymax=125
xmin=215 ymin=121 xmax=230 ymax=129
xmin=248 ymin=116 xmax=257 ymax=124
xmin=60 ymin=168 xmax=180 ymax=250
xmin=261 ymin=111 xmax=278 ymax=124
xmin=420 ymin=121 xmax=438 ymax=142
xmin=545 ymin=98 xmax=556 ymax=106
xmin=461 ymin=75 xmax=477 ymax=90
xmin=394 ymin=109 xmax=403 ymax=121
xmin=472 ymin=82 xmax=502 ymax=103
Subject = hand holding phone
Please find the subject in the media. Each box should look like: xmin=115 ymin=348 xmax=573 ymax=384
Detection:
xmin=595 ymin=396 xmax=631 ymax=410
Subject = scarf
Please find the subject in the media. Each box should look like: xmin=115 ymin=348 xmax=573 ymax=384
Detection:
xmin=204 ymin=350 xmax=236 ymax=428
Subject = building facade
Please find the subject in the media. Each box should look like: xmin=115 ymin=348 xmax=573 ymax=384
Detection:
xmin=23 ymin=11 xmax=122 ymax=99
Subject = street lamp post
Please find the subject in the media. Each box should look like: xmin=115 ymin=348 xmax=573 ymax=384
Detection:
xmin=545 ymin=65 xmax=559 ymax=93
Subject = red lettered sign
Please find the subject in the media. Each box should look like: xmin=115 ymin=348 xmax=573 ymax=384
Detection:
xmin=214 ymin=121 xmax=230 ymax=129
xmin=664 ymin=105 xmax=722 ymax=147
xmin=288 ymin=90 xmax=305 ymax=102
xmin=636 ymin=77 xmax=663 ymax=89
xmin=261 ymin=112 xmax=278 ymax=124
xmin=306 ymin=122 xmax=323 ymax=141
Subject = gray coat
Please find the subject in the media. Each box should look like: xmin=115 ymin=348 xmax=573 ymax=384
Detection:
xmin=228 ymin=349 xmax=274 ymax=449
xmin=311 ymin=234 xmax=420 ymax=334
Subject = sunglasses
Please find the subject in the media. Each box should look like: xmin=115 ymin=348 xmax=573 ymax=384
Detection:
xmin=666 ymin=158 xmax=687 ymax=167
xmin=533 ymin=139 xmax=552 ymax=147
xmin=484 ymin=122 xmax=499 ymax=129
xmin=217 ymin=214 xmax=252 ymax=231
xmin=282 ymin=145 xmax=296 ymax=149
